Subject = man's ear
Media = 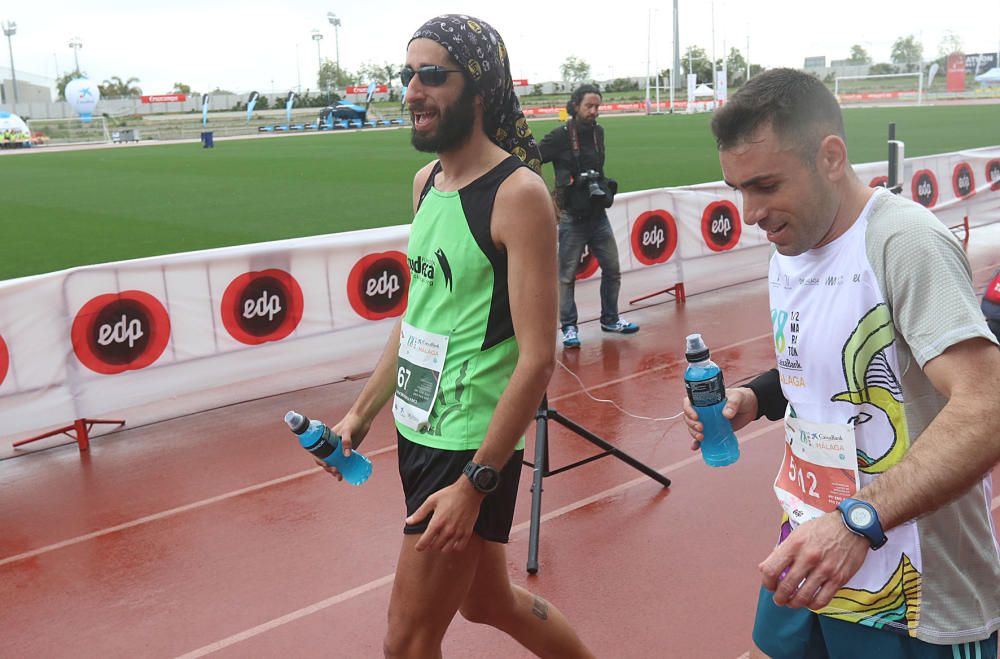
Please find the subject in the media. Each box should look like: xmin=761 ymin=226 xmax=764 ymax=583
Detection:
xmin=816 ymin=134 xmax=849 ymax=182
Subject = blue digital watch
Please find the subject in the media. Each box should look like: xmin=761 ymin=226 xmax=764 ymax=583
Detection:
xmin=836 ymin=498 xmax=888 ymax=550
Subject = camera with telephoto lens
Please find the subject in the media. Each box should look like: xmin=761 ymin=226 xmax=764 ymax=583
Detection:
xmin=577 ymin=169 xmax=606 ymax=200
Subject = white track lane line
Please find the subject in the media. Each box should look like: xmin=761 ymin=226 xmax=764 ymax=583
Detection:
xmin=0 ymin=445 xmax=399 ymax=568
xmin=1 ymin=333 xmax=774 ymax=567
xmin=174 ymin=422 xmax=783 ymax=658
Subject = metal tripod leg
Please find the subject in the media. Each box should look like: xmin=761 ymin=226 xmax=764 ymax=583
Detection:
xmin=523 ymin=394 xmax=671 ymax=574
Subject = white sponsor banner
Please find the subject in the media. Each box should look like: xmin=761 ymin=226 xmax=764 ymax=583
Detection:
xmin=2 ymin=148 xmax=999 ymax=443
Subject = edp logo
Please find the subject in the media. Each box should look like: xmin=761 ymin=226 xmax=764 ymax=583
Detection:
xmin=97 ymin=314 xmax=144 ymax=349
xmin=643 ymin=226 xmax=665 ymax=249
xmin=348 ymin=251 xmax=410 ymax=321
xmin=911 ymin=170 xmax=938 ymax=207
xmin=243 ymin=290 xmax=282 ymax=322
xmin=952 ymin=163 xmax=974 ymax=200
xmin=986 ymin=159 xmax=1000 ymax=191
xmin=221 ymin=270 xmax=303 ymax=345
xmin=701 ymin=201 xmax=742 ymax=252
xmin=366 ymin=270 xmax=401 ymax=300
xmin=0 ymin=334 xmax=9 ymax=387
xmin=72 ymin=291 xmax=171 ymax=375
xmin=631 ymin=210 xmax=677 ymax=265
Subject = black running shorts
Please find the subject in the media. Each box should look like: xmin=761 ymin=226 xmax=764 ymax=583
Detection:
xmin=397 ymin=431 xmax=523 ymax=543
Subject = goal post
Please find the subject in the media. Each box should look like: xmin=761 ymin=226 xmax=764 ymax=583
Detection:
xmin=834 ymin=71 xmax=924 ymax=105
xmin=26 ymin=116 xmax=111 ymax=146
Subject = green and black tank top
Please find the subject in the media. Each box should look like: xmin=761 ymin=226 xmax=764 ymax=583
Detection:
xmin=396 ymin=155 xmax=527 ymax=451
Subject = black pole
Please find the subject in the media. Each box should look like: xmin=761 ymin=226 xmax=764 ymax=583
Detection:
xmin=523 ymin=393 xmax=671 ymax=574
xmin=526 ymin=395 xmax=550 ymax=574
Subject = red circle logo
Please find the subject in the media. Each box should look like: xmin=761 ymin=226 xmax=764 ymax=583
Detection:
xmin=631 ymin=210 xmax=678 ymax=265
xmin=71 ymin=291 xmax=171 ymax=375
xmin=986 ymin=159 xmax=1000 ymax=192
xmin=701 ymin=200 xmax=742 ymax=252
xmin=221 ymin=269 xmax=304 ymax=345
xmin=0 ymin=334 xmax=8 ymax=387
xmin=911 ymin=169 xmax=939 ymax=207
xmin=575 ymin=245 xmax=599 ymax=280
xmin=347 ymin=251 xmax=410 ymax=320
xmin=952 ymin=162 xmax=975 ymax=200
xmin=869 ymin=176 xmax=889 ymax=189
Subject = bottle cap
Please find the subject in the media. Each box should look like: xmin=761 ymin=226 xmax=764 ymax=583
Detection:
xmin=284 ymin=410 xmax=310 ymax=434
xmin=685 ymin=333 xmax=710 ymax=362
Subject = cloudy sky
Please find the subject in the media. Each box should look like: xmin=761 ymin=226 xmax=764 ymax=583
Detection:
xmin=3 ymin=0 xmax=999 ymax=95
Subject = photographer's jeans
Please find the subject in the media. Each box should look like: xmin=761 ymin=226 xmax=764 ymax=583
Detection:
xmin=558 ymin=210 xmax=622 ymax=329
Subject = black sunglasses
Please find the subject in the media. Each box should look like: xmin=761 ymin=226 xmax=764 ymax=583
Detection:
xmin=400 ymin=65 xmax=465 ymax=87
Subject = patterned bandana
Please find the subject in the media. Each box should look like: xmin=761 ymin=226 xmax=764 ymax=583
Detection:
xmin=410 ymin=14 xmax=541 ymax=173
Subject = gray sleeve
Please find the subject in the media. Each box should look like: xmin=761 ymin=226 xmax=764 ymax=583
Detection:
xmin=866 ymin=195 xmax=997 ymax=368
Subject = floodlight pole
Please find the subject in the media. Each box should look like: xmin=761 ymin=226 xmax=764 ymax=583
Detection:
xmin=312 ymin=30 xmax=323 ymax=85
xmin=69 ymin=36 xmax=82 ymax=74
xmin=2 ymin=20 xmax=18 ymax=105
xmin=327 ymin=13 xmax=341 ymax=80
xmin=672 ymin=0 xmax=680 ymax=91
xmin=645 ymin=8 xmax=651 ymax=114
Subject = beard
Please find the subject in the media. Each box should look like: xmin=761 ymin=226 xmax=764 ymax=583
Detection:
xmin=410 ymin=84 xmax=478 ymax=154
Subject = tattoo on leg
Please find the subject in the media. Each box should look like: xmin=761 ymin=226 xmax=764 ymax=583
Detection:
xmin=531 ymin=596 xmax=549 ymax=621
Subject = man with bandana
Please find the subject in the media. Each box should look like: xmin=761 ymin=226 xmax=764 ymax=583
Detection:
xmin=317 ymin=14 xmax=594 ymax=659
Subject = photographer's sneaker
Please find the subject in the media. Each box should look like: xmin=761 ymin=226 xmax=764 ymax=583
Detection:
xmin=601 ymin=318 xmax=640 ymax=334
xmin=561 ymin=325 xmax=581 ymax=348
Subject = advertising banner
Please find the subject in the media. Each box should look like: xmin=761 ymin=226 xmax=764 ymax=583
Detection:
xmin=947 ymin=52 xmax=966 ymax=92
xmin=3 ymin=148 xmax=999 ymax=443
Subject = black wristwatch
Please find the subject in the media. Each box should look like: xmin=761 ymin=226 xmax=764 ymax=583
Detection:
xmin=463 ymin=461 xmax=500 ymax=494
xmin=837 ymin=498 xmax=888 ymax=550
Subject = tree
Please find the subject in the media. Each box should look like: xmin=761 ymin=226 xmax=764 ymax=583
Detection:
xmin=99 ymin=76 xmax=142 ymax=98
xmin=605 ymin=78 xmax=639 ymax=93
xmin=560 ymin=56 xmax=591 ymax=85
xmin=725 ymin=47 xmax=748 ymax=85
xmin=356 ymin=61 xmax=401 ymax=100
xmin=869 ymin=62 xmax=897 ymax=75
xmin=683 ymin=45 xmax=713 ymax=84
xmin=172 ymin=82 xmax=193 ymax=95
xmin=890 ymin=35 xmax=923 ymax=72
xmin=938 ymin=30 xmax=963 ymax=58
xmin=318 ymin=58 xmax=353 ymax=91
xmin=848 ymin=44 xmax=872 ymax=65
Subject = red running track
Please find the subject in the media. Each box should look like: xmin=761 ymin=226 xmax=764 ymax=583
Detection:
xmin=2 ymin=227 xmax=999 ymax=659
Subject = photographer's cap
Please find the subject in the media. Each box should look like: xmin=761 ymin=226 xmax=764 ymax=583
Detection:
xmin=685 ymin=334 xmax=710 ymax=362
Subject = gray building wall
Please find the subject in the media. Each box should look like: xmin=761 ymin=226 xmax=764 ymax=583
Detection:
xmin=0 ymin=79 xmax=51 ymax=104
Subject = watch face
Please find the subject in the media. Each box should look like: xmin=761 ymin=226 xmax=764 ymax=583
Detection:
xmin=474 ymin=467 xmax=499 ymax=492
xmin=849 ymin=506 xmax=873 ymax=528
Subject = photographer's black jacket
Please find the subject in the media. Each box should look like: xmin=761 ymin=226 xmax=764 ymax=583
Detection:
xmin=539 ymin=120 xmax=606 ymax=217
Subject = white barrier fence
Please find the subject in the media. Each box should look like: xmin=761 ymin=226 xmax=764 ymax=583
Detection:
xmin=2 ymin=147 xmax=999 ymax=444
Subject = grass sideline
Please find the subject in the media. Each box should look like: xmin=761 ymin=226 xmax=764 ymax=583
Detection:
xmin=3 ymin=103 xmax=999 ymax=280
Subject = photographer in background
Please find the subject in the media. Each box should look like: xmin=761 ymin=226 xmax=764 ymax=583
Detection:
xmin=540 ymin=84 xmax=639 ymax=349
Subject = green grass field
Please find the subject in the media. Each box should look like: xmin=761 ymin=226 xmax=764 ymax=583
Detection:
xmin=3 ymin=103 xmax=999 ymax=280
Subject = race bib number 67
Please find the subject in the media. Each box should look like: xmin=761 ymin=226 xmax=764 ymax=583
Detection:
xmin=392 ymin=322 xmax=449 ymax=432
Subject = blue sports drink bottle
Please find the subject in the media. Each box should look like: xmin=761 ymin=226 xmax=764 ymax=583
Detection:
xmin=684 ymin=334 xmax=740 ymax=467
xmin=284 ymin=410 xmax=372 ymax=485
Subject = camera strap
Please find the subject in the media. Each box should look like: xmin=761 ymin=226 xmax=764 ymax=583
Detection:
xmin=566 ymin=118 xmax=603 ymax=177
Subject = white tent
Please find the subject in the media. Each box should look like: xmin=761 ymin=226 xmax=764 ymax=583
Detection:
xmin=975 ymin=67 xmax=1000 ymax=85
xmin=694 ymin=84 xmax=715 ymax=97
xmin=0 ymin=111 xmax=29 ymax=134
